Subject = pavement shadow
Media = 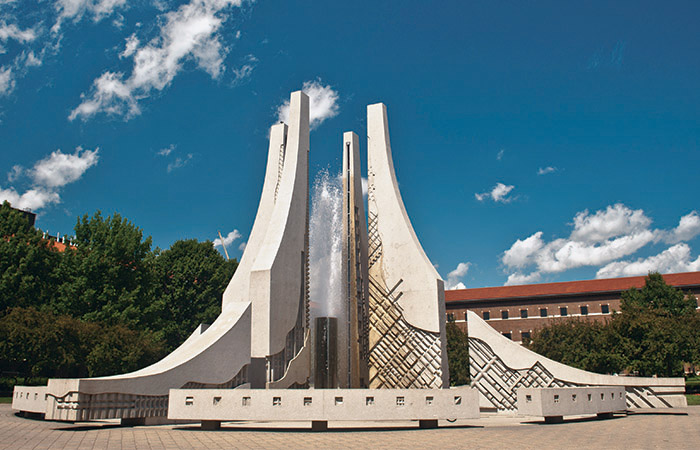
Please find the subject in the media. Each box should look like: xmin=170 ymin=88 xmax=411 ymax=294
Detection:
xmin=627 ymin=410 xmax=689 ymax=417
xmin=173 ymin=423 xmax=483 ymax=433
xmin=523 ymin=413 xmax=626 ymax=426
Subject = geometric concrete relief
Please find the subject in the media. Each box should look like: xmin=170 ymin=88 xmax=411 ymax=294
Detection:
xmin=467 ymin=311 xmax=687 ymax=411
xmin=366 ymin=103 xmax=449 ymax=389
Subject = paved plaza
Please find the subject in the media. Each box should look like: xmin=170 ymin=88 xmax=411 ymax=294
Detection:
xmin=2 ymin=404 xmax=699 ymax=450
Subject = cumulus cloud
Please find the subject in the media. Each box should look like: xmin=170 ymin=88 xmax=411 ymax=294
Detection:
xmin=496 ymin=149 xmax=504 ymax=160
xmin=0 ymin=66 xmax=14 ymax=95
xmin=475 ymin=182 xmax=515 ymax=203
xmin=0 ymin=147 xmax=99 ymax=211
xmin=213 ymin=229 xmax=241 ymax=247
xmin=238 ymin=241 xmax=246 ymax=251
xmin=502 ymin=204 xmax=700 ymax=284
xmin=0 ymin=22 xmax=37 ymax=43
xmin=596 ymin=244 xmax=700 ymax=279
xmin=445 ymin=262 xmax=471 ymax=290
xmin=53 ymin=0 xmax=129 ymax=32
xmin=31 ymin=147 xmax=99 ymax=188
xmin=167 ymin=153 xmax=193 ymax=172
xmin=277 ymin=79 xmax=339 ymax=129
xmin=70 ymin=0 xmax=244 ymax=121
xmin=157 ymin=144 xmax=175 ymax=156
xmin=537 ymin=166 xmax=557 ymax=175
xmin=658 ymin=211 xmax=700 ymax=244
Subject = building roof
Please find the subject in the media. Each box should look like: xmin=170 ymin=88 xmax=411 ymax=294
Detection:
xmin=445 ymin=272 xmax=700 ymax=303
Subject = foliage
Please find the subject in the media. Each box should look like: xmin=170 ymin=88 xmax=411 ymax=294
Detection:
xmin=446 ymin=322 xmax=470 ymax=386
xmin=0 ymin=202 xmax=237 ymax=383
xmin=528 ymin=272 xmax=700 ymax=377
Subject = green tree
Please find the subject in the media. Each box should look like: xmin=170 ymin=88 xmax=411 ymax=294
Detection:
xmin=446 ymin=322 xmax=470 ymax=386
xmin=145 ymin=239 xmax=237 ymax=352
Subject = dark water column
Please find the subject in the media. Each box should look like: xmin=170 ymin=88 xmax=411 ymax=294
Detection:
xmin=314 ymin=317 xmax=338 ymax=388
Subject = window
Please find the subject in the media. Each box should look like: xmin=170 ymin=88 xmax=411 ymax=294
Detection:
xmin=502 ymin=332 xmax=512 ymax=340
xmin=572 ymin=394 xmax=577 ymax=402
xmin=454 ymin=396 xmax=462 ymax=405
xmin=447 ymin=313 xmax=455 ymax=322
xmin=580 ymin=305 xmax=589 ymax=316
xmin=242 ymin=397 xmax=251 ymax=406
xmin=520 ymin=309 xmax=528 ymax=318
xmin=540 ymin=308 xmax=548 ymax=318
xmin=588 ymin=394 xmax=592 ymax=401
xmin=396 ymin=396 xmax=405 ymax=406
xmin=335 ymin=397 xmax=344 ymax=405
xmin=525 ymin=395 xmax=532 ymax=403
xmin=366 ymin=396 xmax=374 ymax=406
xmin=185 ymin=397 xmax=194 ymax=406
xmin=464 ymin=312 xmax=469 ymax=321
xmin=304 ymin=397 xmax=312 ymax=406
xmin=560 ymin=306 xmax=568 ymax=316
xmin=521 ymin=331 xmax=531 ymax=342
xmin=213 ymin=396 xmax=221 ymax=406
xmin=482 ymin=311 xmax=490 ymax=320
xmin=425 ymin=396 xmax=434 ymax=405
xmin=601 ymin=304 xmax=610 ymax=314
xmin=501 ymin=310 xmax=509 ymax=320
xmin=553 ymin=394 xmax=559 ymax=403
xmin=273 ymin=397 xmax=282 ymax=406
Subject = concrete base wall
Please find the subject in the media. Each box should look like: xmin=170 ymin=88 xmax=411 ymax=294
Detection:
xmin=168 ymin=387 xmax=479 ymax=422
xmin=517 ymin=387 xmax=626 ymax=418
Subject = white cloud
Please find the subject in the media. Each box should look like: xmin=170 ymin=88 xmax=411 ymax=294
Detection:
xmin=596 ymin=243 xmax=700 ymax=279
xmin=0 ymin=22 xmax=37 ymax=43
xmin=502 ymin=204 xmax=700 ymax=285
xmin=31 ymin=147 xmax=99 ymax=188
xmin=158 ymin=144 xmax=175 ymax=156
xmin=277 ymin=80 xmax=339 ymax=130
xmin=0 ymin=66 xmax=14 ymax=95
xmin=238 ymin=241 xmax=246 ymax=251
xmin=504 ymin=271 xmax=542 ymax=286
xmin=361 ymin=177 xmax=368 ymax=198
xmin=658 ymin=211 xmax=700 ymax=244
xmin=445 ymin=262 xmax=470 ymax=290
xmin=53 ymin=0 xmax=129 ymax=32
xmin=496 ymin=149 xmax=504 ymax=160
xmin=0 ymin=147 xmax=98 ymax=211
xmin=213 ymin=229 xmax=241 ymax=247
xmin=167 ymin=153 xmax=193 ymax=172
xmin=70 ymin=0 xmax=245 ymax=121
xmin=120 ymin=34 xmax=139 ymax=59
xmin=537 ymin=166 xmax=557 ymax=175
xmin=232 ymin=54 xmax=257 ymax=85
xmin=475 ymin=182 xmax=515 ymax=203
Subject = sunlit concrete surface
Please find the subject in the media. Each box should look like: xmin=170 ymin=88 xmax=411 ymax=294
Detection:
xmin=3 ymin=404 xmax=699 ymax=450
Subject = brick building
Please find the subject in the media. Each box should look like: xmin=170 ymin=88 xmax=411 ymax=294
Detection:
xmin=445 ymin=272 xmax=700 ymax=343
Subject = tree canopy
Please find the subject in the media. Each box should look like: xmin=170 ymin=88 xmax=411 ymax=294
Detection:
xmin=0 ymin=202 xmax=237 ymax=382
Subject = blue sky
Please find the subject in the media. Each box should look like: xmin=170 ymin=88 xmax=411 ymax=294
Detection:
xmin=1 ymin=0 xmax=699 ymax=289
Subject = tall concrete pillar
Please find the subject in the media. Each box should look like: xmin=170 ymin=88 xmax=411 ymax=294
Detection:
xmin=341 ymin=132 xmax=370 ymax=388
xmin=366 ymin=103 xmax=449 ymax=389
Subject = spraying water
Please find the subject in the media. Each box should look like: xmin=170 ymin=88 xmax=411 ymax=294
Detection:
xmin=309 ymin=169 xmax=344 ymax=320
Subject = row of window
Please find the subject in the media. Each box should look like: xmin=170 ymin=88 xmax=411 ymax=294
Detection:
xmin=447 ymin=304 xmax=610 ymax=322
xmin=186 ymin=395 xmax=464 ymax=407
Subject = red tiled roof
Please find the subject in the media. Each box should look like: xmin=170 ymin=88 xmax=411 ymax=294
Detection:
xmin=445 ymin=272 xmax=700 ymax=303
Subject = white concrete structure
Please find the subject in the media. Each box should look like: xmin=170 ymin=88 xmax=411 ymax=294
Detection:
xmin=516 ymin=387 xmax=626 ymax=421
xmin=366 ymin=103 xmax=449 ymax=388
xmin=12 ymin=91 xmax=312 ymax=421
xmin=466 ymin=311 xmax=687 ymax=411
xmin=168 ymin=387 xmax=479 ymax=429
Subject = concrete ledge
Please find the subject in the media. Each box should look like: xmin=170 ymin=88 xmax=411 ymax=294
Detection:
xmin=517 ymin=387 xmax=626 ymax=420
xmin=168 ymin=388 xmax=479 ymax=424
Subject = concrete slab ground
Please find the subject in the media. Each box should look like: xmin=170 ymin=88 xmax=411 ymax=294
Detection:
xmin=2 ymin=404 xmax=699 ymax=450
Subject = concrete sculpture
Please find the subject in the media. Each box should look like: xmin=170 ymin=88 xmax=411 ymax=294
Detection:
xmin=466 ymin=310 xmax=687 ymax=411
xmin=366 ymin=103 xmax=449 ymax=389
xmin=13 ymin=93 xmax=459 ymax=426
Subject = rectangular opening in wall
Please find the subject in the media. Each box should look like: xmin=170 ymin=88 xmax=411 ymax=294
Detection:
xmin=464 ymin=312 xmax=468 ymax=321
xmin=572 ymin=394 xmax=577 ymax=402
xmin=540 ymin=308 xmax=548 ymax=317
xmin=588 ymin=394 xmax=592 ymax=401
xmin=303 ymin=397 xmax=312 ymax=406
xmin=520 ymin=309 xmax=528 ymax=318
xmin=273 ymin=397 xmax=282 ymax=406
xmin=454 ymin=396 xmax=462 ymax=405
xmin=601 ymin=304 xmax=610 ymax=314
xmin=560 ymin=306 xmax=568 ymax=316
xmin=425 ymin=396 xmax=434 ymax=405
xmin=482 ymin=311 xmax=490 ymax=320
xmin=365 ymin=396 xmax=374 ymax=406
xmin=610 ymin=393 xmax=614 ymax=399
xmin=396 ymin=396 xmax=405 ymax=406
xmin=501 ymin=310 xmax=509 ymax=320
xmin=553 ymin=395 xmax=559 ymax=403
xmin=242 ymin=396 xmax=251 ymax=406
xmin=525 ymin=395 xmax=532 ymax=403
xmin=521 ymin=331 xmax=531 ymax=342
xmin=502 ymin=332 xmax=512 ymax=340
xmin=185 ymin=396 xmax=194 ymax=406
xmin=447 ymin=313 xmax=455 ymax=322
xmin=213 ymin=396 xmax=221 ymax=406
xmin=580 ymin=305 xmax=589 ymax=315
xmin=601 ymin=393 xmax=605 ymax=400
xmin=620 ymin=392 xmax=623 ymax=398
xmin=335 ymin=397 xmax=343 ymax=406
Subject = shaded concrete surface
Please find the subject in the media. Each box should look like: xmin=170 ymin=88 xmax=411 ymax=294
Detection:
xmin=2 ymin=404 xmax=698 ymax=449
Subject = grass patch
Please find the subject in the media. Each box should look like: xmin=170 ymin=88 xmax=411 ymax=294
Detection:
xmin=686 ymin=394 xmax=700 ymax=406
xmin=0 ymin=397 xmax=12 ymax=404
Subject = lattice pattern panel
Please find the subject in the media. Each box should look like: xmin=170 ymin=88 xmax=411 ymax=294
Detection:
xmin=47 ymin=392 xmax=169 ymax=421
xmin=181 ymin=364 xmax=249 ymax=389
xmin=366 ymin=210 xmax=443 ymax=389
xmin=468 ymin=337 xmax=576 ymax=411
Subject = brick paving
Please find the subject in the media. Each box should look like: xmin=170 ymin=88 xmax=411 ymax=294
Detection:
xmin=2 ymin=404 xmax=699 ymax=449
